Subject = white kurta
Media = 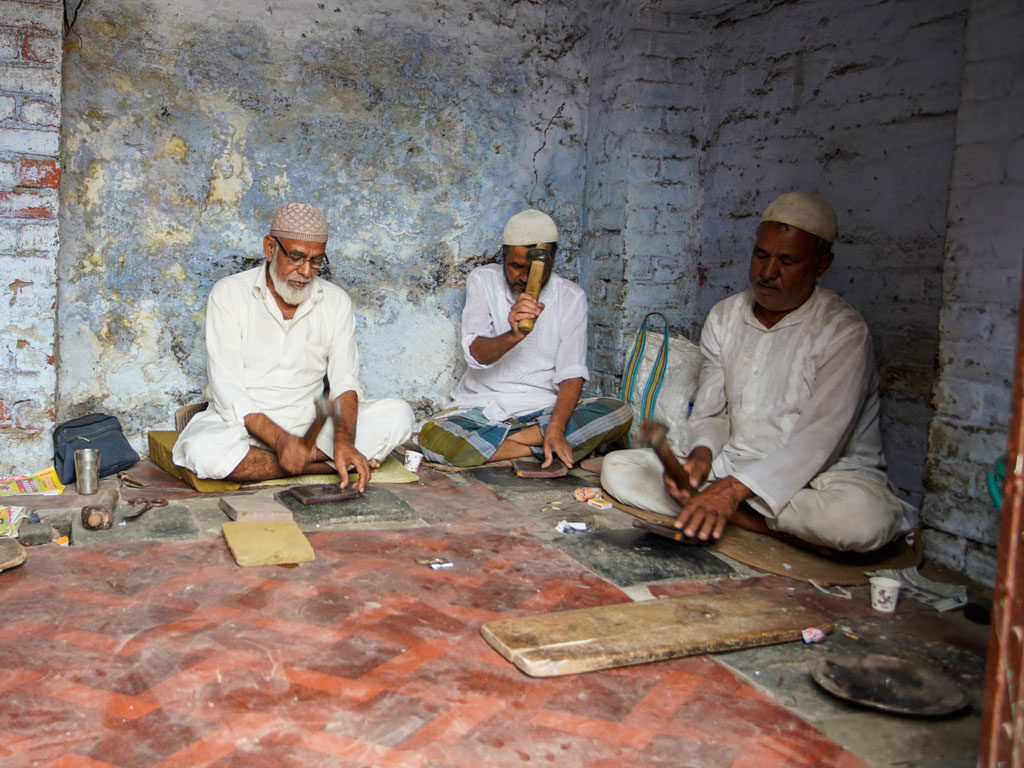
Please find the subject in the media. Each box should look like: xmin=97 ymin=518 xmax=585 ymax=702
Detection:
xmin=173 ymin=264 xmax=412 ymax=479
xmin=685 ymin=286 xmax=894 ymax=517
xmin=601 ymin=286 xmax=916 ymax=551
xmin=451 ymin=263 xmax=589 ymax=420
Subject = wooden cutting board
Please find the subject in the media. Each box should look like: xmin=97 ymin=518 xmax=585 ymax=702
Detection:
xmin=481 ymin=586 xmax=832 ymax=677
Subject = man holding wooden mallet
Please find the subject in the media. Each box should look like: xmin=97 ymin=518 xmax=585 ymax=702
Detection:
xmin=418 ymin=209 xmax=632 ymax=469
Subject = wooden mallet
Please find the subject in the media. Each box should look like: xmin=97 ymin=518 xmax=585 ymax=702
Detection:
xmin=517 ymin=248 xmax=549 ymax=333
xmin=639 ymin=420 xmax=691 ymax=491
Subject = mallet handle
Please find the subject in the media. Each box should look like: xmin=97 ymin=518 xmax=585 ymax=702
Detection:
xmin=517 ymin=259 xmax=547 ymax=333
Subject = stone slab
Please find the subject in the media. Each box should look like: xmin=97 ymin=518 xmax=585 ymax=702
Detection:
xmin=552 ymin=527 xmax=735 ymax=587
xmin=275 ymin=485 xmax=420 ymax=528
xmin=219 ymin=495 xmax=294 ymax=522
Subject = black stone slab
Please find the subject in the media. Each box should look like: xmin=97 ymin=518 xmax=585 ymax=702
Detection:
xmin=469 ymin=465 xmax=585 ymax=490
xmin=275 ymin=485 xmax=419 ymax=528
xmin=551 ymin=527 xmax=735 ymax=587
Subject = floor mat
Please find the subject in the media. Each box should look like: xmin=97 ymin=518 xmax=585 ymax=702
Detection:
xmin=612 ymin=499 xmax=923 ymax=586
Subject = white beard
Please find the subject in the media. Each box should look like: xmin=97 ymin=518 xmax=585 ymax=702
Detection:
xmin=269 ymin=256 xmax=314 ymax=305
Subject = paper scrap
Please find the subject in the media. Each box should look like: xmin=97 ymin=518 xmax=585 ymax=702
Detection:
xmin=555 ymin=520 xmax=589 ymax=534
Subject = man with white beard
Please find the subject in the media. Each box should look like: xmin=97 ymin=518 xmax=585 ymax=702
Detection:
xmin=172 ymin=203 xmax=413 ymax=490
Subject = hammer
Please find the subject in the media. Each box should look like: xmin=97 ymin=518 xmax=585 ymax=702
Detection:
xmin=81 ymin=488 xmax=118 ymax=531
xmin=300 ymin=394 xmax=343 ymax=450
xmin=639 ymin=420 xmax=692 ymax=492
xmin=517 ymin=248 xmax=549 ymax=333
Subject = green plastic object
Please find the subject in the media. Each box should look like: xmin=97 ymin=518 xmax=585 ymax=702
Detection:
xmin=988 ymin=455 xmax=1006 ymax=509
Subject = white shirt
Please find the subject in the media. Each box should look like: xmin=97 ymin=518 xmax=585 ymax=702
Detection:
xmin=203 ymin=263 xmax=364 ymax=432
xmin=684 ymin=286 xmax=892 ymax=517
xmin=451 ymin=263 xmax=589 ymax=420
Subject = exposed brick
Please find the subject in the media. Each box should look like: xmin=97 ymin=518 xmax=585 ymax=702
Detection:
xmin=20 ymin=32 xmax=58 ymax=64
xmin=18 ymin=221 xmax=57 ymax=251
xmin=0 ymin=159 xmax=17 ymax=189
xmin=0 ymin=28 xmax=18 ymax=60
xmin=0 ymin=95 xmax=15 ymax=120
xmin=0 ymin=2 xmax=63 ymax=32
xmin=0 ymin=126 xmax=57 ymax=155
xmin=921 ymin=528 xmax=966 ymax=573
xmin=0 ymin=62 xmax=60 ymax=99
xmin=0 ymin=189 xmax=55 ymax=218
xmin=17 ymin=158 xmax=59 ymax=188
xmin=20 ymin=99 xmax=58 ymax=127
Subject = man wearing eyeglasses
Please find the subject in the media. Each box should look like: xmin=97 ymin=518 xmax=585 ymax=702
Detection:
xmin=172 ymin=202 xmax=414 ymax=490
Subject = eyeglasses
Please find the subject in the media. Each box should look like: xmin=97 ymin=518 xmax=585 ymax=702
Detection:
xmin=273 ymin=236 xmax=329 ymax=271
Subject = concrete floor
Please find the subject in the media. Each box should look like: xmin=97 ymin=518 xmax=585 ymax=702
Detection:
xmin=1 ymin=459 xmax=988 ymax=767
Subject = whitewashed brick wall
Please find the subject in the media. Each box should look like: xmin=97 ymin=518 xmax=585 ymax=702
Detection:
xmin=922 ymin=0 xmax=1024 ymax=584
xmin=0 ymin=0 xmax=61 ymax=475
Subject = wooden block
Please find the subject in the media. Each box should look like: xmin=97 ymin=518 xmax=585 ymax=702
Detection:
xmin=221 ymin=520 xmax=315 ymax=567
xmin=481 ymin=586 xmax=834 ymax=678
xmin=219 ymin=495 xmax=294 ymax=521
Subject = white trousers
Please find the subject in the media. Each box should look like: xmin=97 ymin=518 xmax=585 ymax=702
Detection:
xmin=600 ymin=448 xmax=908 ymax=553
xmin=172 ymin=398 xmax=415 ymax=480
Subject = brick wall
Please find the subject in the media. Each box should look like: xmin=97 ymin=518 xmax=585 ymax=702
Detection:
xmin=922 ymin=0 xmax=1024 ymax=584
xmin=581 ymin=3 xmax=710 ymax=399
xmin=0 ymin=0 xmax=61 ymax=475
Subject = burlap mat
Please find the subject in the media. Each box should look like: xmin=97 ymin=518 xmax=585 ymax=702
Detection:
xmin=613 ymin=500 xmax=923 ymax=586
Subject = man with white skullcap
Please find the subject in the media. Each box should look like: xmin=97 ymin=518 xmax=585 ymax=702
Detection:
xmin=417 ymin=209 xmax=632 ymax=469
xmin=601 ymin=192 xmax=917 ymax=553
xmin=173 ymin=202 xmax=414 ymax=489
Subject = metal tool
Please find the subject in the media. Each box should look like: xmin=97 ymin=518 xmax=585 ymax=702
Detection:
xmin=122 ymin=498 xmax=168 ymax=521
xmin=118 ymin=471 xmax=150 ymax=488
xmin=300 ymin=394 xmax=343 ymax=450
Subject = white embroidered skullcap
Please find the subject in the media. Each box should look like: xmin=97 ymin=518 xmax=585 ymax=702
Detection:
xmin=502 ymin=209 xmax=558 ymax=246
xmin=269 ymin=202 xmax=328 ymax=243
xmin=760 ymin=192 xmax=837 ymax=243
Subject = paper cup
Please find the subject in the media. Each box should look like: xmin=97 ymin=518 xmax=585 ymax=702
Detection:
xmin=403 ymin=450 xmax=424 ymax=473
xmin=74 ymin=448 xmax=100 ymax=495
xmin=870 ymin=576 xmax=901 ymax=613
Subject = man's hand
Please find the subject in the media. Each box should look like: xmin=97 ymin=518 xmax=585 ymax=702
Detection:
xmin=673 ymin=475 xmax=751 ymax=541
xmin=275 ymin=433 xmax=316 ymax=476
xmin=507 ymin=294 xmax=545 ymax=338
xmin=334 ymin=439 xmax=371 ymax=492
xmin=541 ymin=424 xmax=574 ymax=469
xmin=661 ymin=446 xmax=712 ymax=505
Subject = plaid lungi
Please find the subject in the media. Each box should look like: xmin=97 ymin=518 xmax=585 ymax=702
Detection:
xmin=417 ymin=397 xmax=633 ymax=467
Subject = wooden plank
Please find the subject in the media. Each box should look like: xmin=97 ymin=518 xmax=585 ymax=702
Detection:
xmin=221 ymin=520 xmax=315 ymax=567
xmin=481 ymin=586 xmax=833 ymax=678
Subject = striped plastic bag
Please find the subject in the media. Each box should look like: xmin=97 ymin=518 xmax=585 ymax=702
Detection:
xmin=619 ymin=312 xmax=703 ymax=453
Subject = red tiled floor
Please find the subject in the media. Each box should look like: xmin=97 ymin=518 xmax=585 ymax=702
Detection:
xmin=0 ymin=471 xmax=872 ymax=767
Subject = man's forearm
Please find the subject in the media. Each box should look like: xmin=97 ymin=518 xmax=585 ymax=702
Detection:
xmin=243 ymin=412 xmax=291 ymax=451
xmin=547 ymin=377 xmax=584 ymax=433
xmin=469 ymin=332 xmax=522 ymax=365
xmin=333 ymin=390 xmax=359 ymax=445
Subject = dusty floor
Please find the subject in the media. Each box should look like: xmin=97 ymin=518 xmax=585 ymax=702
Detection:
xmin=0 ymin=461 xmax=988 ymax=767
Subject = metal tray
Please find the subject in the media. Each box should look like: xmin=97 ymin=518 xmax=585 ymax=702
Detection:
xmin=812 ymin=653 xmax=969 ymax=716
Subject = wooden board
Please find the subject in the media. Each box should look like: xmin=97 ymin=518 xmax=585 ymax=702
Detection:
xmin=221 ymin=520 xmax=315 ymax=567
xmin=481 ymin=586 xmax=833 ymax=678
xmin=219 ymin=495 xmax=294 ymax=521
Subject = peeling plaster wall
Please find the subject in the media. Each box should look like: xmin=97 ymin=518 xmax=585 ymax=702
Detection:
xmin=0 ymin=0 xmax=62 ymax=476
xmin=921 ymin=0 xmax=1024 ymax=584
xmin=58 ymin=0 xmax=590 ymax=446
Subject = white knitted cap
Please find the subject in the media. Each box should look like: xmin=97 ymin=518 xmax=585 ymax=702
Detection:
xmin=502 ymin=209 xmax=558 ymax=246
xmin=760 ymin=192 xmax=837 ymax=243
